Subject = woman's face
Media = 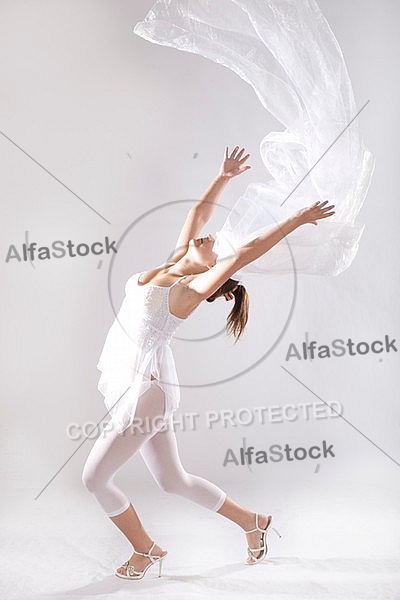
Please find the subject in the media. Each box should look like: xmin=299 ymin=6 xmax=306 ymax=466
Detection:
xmin=188 ymin=232 xmax=218 ymax=266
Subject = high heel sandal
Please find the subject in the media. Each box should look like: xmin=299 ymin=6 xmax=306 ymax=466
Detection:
xmin=115 ymin=541 xmax=167 ymax=580
xmin=244 ymin=513 xmax=282 ymax=564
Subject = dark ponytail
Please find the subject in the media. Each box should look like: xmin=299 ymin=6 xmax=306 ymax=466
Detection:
xmin=206 ymin=278 xmax=249 ymax=343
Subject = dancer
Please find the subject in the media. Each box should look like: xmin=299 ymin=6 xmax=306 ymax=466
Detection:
xmin=82 ymin=145 xmax=335 ymax=580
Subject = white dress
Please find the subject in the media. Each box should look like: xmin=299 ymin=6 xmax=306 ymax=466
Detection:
xmin=97 ymin=272 xmax=191 ymax=434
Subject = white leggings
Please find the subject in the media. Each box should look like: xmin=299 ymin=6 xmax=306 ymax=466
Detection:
xmin=82 ymin=381 xmax=227 ymax=517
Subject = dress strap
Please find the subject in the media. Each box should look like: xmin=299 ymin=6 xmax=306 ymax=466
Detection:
xmin=170 ymin=274 xmax=189 ymax=288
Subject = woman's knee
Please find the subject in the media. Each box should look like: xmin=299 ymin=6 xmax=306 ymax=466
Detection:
xmin=156 ymin=471 xmax=192 ymax=494
xmin=81 ymin=464 xmax=100 ymax=493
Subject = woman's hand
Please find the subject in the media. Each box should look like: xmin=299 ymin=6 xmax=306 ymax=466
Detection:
xmin=224 ymin=284 xmax=239 ymax=301
xmin=295 ymin=200 xmax=335 ymax=226
xmin=218 ymin=146 xmax=251 ymax=179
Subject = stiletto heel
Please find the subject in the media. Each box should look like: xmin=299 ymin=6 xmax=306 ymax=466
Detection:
xmin=115 ymin=540 xmax=167 ymax=580
xmin=158 ymin=557 xmax=163 ymax=577
xmin=244 ymin=513 xmax=282 ymax=564
xmin=270 ymin=525 xmax=282 ymax=539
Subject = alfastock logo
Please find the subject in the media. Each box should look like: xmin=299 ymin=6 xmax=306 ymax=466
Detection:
xmin=5 ymin=236 xmax=117 ymax=262
xmin=285 ymin=335 xmax=397 ymax=360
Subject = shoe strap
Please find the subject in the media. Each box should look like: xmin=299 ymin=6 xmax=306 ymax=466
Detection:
xmin=248 ymin=545 xmax=264 ymax=552
xmin=244 ymin=513 xmax=271 ymax=534
xmin=244 ymin=527 xmax=262 ymax=533
xmin=133 ymin=541 xmax=162 ymax=563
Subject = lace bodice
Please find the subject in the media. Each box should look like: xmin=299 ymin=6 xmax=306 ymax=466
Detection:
xmin=116 ymin=272 xmax=189 ymax=352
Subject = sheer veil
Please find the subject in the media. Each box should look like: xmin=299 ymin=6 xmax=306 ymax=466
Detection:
xmin=133 ymin=0 xmax=374 ymax=280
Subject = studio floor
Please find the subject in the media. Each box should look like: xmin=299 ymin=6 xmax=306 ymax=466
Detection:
xmin=1 ymin=479 xmax=399 ymax=600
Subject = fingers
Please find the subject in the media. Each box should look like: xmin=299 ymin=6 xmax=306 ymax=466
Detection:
xmin=229 ymin=146 xmax=250 ymax=160
xmin=311 ymin=200 xmax=335 ymax=214
xmin=315 ymin=206 xmax=335 ymax=220
xmin=319 ymin=200 xmax=332 ymax=210
xmin=304 ymin=200 xmax=335 ymax=225
xmin=224 ymin=284 xmax=239 ymax=300
xmin=224 ymin=291 xmax=235 ymax=300
xmin=318 ymin=204 xmax=335 ymax=212
xmin=312 ymin=200 xmax=328 ymax=206
xmin=314 ymin=200 xmax=334 ymax=209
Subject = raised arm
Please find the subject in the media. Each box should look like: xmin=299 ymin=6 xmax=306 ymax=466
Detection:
xmin=188 ymin=201 xmax=335 ymax=298
xmin=235 ymin=200 xmax=335 ymax=267
xmin=168 ymin=146 xmax=251 ymax=263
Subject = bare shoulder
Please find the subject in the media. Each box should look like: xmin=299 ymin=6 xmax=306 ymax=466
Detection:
xmin=137 ymin=263 xmax=175 ymax=285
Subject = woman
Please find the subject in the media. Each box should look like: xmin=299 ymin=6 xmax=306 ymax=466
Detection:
xmin=82 ymin=146 xmax=335 ymax=580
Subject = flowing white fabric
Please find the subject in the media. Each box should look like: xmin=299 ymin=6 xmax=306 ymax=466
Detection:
xmin=133 ymin=0 xmax=374 ymax=278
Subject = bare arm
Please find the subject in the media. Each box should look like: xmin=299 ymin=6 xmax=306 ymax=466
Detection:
xmin=235 ymin=214 xmax=303 ymax=267
xmin=188 ymin=200 xmax=335 ymax=298
xmin=168 ymin=205 xmax=209 ymax=263
xmin=168 ymin=146 xmax=251 ymax=262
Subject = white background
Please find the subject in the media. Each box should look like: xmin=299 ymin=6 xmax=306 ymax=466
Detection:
xmin=1 ymin=1 xmax=399 ymax=598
